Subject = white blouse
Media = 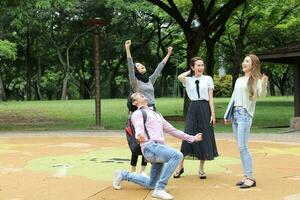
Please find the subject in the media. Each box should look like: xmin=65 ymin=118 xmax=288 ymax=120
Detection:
xmin=224 ymin=76 xmax=267 ymax=118
xmin=184 ymin=75 xmax=214 ymax=101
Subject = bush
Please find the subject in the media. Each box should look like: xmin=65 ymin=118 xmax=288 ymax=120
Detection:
xmin=213 ymin=75 xmax=232 ymax=97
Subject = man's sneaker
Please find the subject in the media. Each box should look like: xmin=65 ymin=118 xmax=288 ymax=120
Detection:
xmin=152 ymin=189 xmax=173 ymax=200
xmin=140 ymin=171 xmax=149 ymax=177
xmin=112 ymin=170 xmax=123 ymax=190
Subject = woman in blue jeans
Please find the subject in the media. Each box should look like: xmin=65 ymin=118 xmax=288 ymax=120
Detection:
xmin=113 ymin=93 xmax=202 ymax=200
xmin=224 ymin=54 xmax=268 ymax=189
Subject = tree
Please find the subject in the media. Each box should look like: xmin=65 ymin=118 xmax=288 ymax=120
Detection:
xmin=0 ymin=40 xmax=17 ymax=100
xmin=145 ymin=0 xmax=245 ymax=74
xmin=36 ymin=0 xmax=94 ymax=100
xmin=145 ymin=0 xmax=246 ymax=114
xmin=219 ymin=0 xmax=300 ymax=94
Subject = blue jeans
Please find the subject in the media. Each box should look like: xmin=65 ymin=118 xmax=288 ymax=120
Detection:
xmin=232 ymin=107 xmax=253 ymax=178
xmin=121 ymin=141 xmax=183 ymax=190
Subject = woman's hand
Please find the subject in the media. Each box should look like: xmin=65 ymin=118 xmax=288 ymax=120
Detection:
xmin=162 ymin=46 xmax=173 ymax=64
xmin=125 ymin=40 xmax=131 ymax=48
xmin=224 ymin=119 xmax=231 ymax=124
xmin=210 ymin=115 xmax=216 ymax=126
xmin=167 ymin=46 xmax=173 ymax=54
xmin=262 ymin=74 xmax=269 ymax=84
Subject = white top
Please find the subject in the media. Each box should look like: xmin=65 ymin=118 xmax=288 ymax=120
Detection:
xmin=184 ymin=75 xmax=214 ymax=101
xmin=224 ymin=76 xmax=267 ymax=118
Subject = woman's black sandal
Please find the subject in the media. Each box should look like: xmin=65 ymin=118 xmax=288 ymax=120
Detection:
xmin=173 ymin=168 xmax=184 ymax=178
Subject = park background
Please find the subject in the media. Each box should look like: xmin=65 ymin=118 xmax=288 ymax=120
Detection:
xmin=0 ymin=0 xmax=299 ymax=132
xmin=1 ymin=2 xmax=300 ymax=200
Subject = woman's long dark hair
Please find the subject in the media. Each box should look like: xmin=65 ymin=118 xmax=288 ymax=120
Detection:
xmin=134 ymin=63 xmax=149 ymax=83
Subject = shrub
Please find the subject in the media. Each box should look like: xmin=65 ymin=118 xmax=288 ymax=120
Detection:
xmin=213 ymin=75 xmax=232 ymax=97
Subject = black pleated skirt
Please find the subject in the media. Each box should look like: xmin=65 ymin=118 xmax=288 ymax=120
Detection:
xmin=180 ymin=100 xmax=219 ymax=160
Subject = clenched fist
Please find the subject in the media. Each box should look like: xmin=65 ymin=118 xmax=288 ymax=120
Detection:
xmin=125 ymin=40 xmax=131 ymax=48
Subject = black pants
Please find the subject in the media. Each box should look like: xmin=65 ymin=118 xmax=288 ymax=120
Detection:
xmin=130 ymin=154 xmax=147 ymax=166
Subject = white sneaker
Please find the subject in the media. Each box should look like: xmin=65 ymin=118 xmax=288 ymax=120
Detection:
xmin=112 ymin=170 xmax=123 ymax=190
xmin=152 ymin=189 xmax=174 ymax=200
xmin=140 ymin=171 xmax=149 ymax=177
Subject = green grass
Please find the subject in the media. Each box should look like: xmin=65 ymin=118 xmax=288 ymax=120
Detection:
xmin=0 ymin=96 xmax=294 ymax=133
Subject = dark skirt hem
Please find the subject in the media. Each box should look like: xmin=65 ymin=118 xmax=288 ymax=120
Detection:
xmin=180 ymin=100 xmax=219 ymax=160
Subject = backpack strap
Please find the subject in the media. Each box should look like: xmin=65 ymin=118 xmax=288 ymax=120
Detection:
xmin=140 ymin=109 xmax=150 ymax=140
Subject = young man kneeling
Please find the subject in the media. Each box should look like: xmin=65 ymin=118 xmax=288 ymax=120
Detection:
xmin=113 ymin=92 xmax=203 ymax=200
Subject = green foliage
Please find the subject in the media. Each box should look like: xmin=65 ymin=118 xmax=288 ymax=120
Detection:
xmin=213 ymin=75 xmax=232 ymax=97
xmin=219 ymin=0 xmax=300 ymax=95
xmin=8 ymin=77 xmax=26 ymax=91
xmin=0 ymin=0 xmax=298 ymax=100
xmin=0 ymin=40 xmax=17 ymax=60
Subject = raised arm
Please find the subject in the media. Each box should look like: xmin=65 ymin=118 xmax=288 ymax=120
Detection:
xmin=125 ymin=40 xmax=132 ymax=59
xmin=178 ymin=70 xmax=191 ymax=86
xmin=162 ymin=46 xmax=173 ymax=64
xmin=125 ymin=40 xmax=137 ymax=90
xmin=150 ymin=47 xmax=173 ymax=84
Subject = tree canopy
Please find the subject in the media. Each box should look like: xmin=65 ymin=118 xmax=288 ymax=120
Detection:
xmin=0 ymin=0 xmax=299 ymax=101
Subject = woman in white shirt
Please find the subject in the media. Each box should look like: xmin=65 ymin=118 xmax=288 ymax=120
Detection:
xmin=224 ymin=54 xmax=268 ymax=189
xmin=174 ymin=57 xmax=219 ymax=179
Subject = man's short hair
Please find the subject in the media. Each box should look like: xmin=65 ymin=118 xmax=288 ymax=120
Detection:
xmin=127 ymin=94 xmax=138 ymax=112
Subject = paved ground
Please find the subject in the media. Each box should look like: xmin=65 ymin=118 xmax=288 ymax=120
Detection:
xmin=0 ymin=131 xmax=299 ymax=200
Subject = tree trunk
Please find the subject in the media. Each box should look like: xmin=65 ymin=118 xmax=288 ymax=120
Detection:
xmin=35 ymin=56 xmax=42 ymax=100
xmin=159 ymin=72 xmax=169 ymax=97
xmin=109 ymin=77 xmax=117 ymax=98
xmin=61 ymin=49 xmax=70 ymax=100
xmin=80 ymin=82 xmax=91 ymax=99
xmin=109 ymin=67 xmax=118 ymax=98
xmin=26 ymin=33 xmax=32 ymax=101
xmin=61 ymin=72 xmax=69 ymax=100
xmin=279 ymin=85 xmax=285 ymax=96
xmin=205 ymin=38 xmax=215 ymax=77
xmin=231 ymin=47 xmax=243 ymax=92
xmin=269 ymin=79 xmax=275 ymax=96
xmin=0 ymin=75 xmax=6 ymax=101
xmin=183 ymin=35 xmax=203 ymax=116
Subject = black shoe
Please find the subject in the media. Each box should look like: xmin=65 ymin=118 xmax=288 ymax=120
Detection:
xmin=240 ymin=178 xmax=256 ymax=189
xmin=173 ymin=168 xmax=184 ymax=178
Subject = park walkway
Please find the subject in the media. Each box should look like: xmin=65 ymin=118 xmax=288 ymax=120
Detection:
xmin=0 ymin=130 xmax=299 ymax=200
xmin=1 ymin=129 xmax=299 ymax=143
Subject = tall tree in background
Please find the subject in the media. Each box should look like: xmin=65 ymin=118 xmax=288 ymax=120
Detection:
xmin=0 ymin=40 xmax=17 ymax=100
xmin=146 ymin=0 xmax=246 ymax=75
xmin=146 ymin=0 xmax=246 ymax=114
xmin=219 ymin=0 xmax=300 ymax=94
